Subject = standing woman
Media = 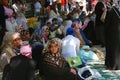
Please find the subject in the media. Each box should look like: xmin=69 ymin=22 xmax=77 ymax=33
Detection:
xmin=49 ymin=2 xmax=60 ymax=19
xmin=0 ymin=0 xmax=7 ymax=46
xmin=94 ymin=1 xmax=106 ymax=46
xmin=105 ymin=0 xmax=120 ymax=70
xmin=12 ymin=0 xmax=27 ymax=30
xmin=34 ymin=0 xmax=41 ymax=17
xmin=0 ymin=0 xmax=17 ymax=32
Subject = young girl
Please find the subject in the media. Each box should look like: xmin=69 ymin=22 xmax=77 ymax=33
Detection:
xmin=2 ymin=44 xmax=35 ymax=80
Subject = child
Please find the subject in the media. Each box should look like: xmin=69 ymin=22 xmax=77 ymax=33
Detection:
xmin=2 ymin=44 xmax=35 ymax=80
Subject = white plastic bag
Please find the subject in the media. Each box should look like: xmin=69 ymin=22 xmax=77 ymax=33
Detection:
xmin=78 ymin=66 xmax=94 ymax=80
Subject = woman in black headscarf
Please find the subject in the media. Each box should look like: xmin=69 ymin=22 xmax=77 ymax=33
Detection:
xmin=41 ymin=38 xmax=82 ymax=80
xmin=94 ymin=1 xmax=106 ymax=46
xmin=105 ymin=0 xmax=120 ymax=70
xmin=0 ymin=0 xmax=7 ymax=46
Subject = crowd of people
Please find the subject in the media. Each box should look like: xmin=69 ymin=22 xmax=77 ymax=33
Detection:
xmin=0 ymin=0 xmax=120 ymax=80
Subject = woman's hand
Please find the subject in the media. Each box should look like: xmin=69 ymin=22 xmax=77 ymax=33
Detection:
xmin=8 ymin=14 xmax=15 ymax=18
xmin=70 ymin=68 xmax=77 ymax=75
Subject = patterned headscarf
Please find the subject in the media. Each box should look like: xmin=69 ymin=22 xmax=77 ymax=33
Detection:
xmin=42 ymin=38 xmax=66 ymax=68
xmin=112 ymin=0 xmax=120 ymax=12
xmin=45 ymin=38 xmax=62 ymax=52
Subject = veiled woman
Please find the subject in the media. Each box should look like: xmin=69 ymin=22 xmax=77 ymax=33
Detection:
xmin=0 ymin=32 xmax=22 ymax=70
xmin=105 ymin=0 xmax=120 ymax=70
xmin=41 ymin=38 xmax=82 ymax=80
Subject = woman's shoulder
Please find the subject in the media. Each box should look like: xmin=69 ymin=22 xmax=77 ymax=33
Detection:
xmin=42 ymin=52 xmax=51 ymax=58
xmin=1 ymin=47 xmax=15 ymax=56
xmin=107 ymin=7 xmax=119 ymax=18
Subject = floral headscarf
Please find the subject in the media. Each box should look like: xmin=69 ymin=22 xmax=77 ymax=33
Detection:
xmin=42 ymin=38 xmax=66 ymax=68
xmin=45 ymin=38 xmax=62 ymax=52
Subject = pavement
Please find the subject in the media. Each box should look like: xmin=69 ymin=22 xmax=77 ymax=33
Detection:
xmin=0 ymin=45 xmax=120 ymax=80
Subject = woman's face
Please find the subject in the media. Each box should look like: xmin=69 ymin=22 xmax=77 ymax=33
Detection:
xmin=2 ymin=0 xmax=9 ymax=6
xmin=49 ymin=43 xmax=59 ymax=54
xmin=12 ymin=37 xmax=22 ymax=48
xmin=44 ymin=30 xmax=49 ymax=36
xmin=17 ymin=25 xmax=23 ymax=33
xmin=25 ymin=32 xmax=30 ymax=40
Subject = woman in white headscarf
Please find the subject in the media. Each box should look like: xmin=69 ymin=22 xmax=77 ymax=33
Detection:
xmin=105 ymin=0 xmax=120 ymax=70
xmin=0 ymin=32 xmax=22 ymax=70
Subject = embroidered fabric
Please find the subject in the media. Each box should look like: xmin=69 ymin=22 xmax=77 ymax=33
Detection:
xmin=43 ymin=52 xmax=66 ymax=68
xmin=42 ymin=38 xmax=66 ymax=68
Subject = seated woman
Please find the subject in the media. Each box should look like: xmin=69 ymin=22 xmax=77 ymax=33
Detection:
xmin=41 ymin=38 xmax=82 ymax=80
xmin=62 ymin=27 xmax=80 ymax=59
xmin=0 ymin=32 xmax=22 ymax=70
xmin=2 ymin=44 xmax=35 ymax=80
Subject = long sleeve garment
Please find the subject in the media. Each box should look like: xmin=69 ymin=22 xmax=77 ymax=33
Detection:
xmin=41 ymin=52 xmax=82 ymax=80
xmin=62 ymin=35 xmax=80 ymax=59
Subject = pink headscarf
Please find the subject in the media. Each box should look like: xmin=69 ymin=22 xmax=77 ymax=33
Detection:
xmin=20 ymin=44 xmax=32 ymax=58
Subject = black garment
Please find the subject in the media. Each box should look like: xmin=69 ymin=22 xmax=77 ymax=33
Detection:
xmin=2 ymin=55 xmax=35 ymax=80
xmin=32 ymin=42 xmax=44 ymax=74
xmin=95 ymin=2 xmax=105 ymax=46
xmin=105 ymin=7 xmax=120 ymax=70
xmin=83 ymin=20 xmax=97 ymax=45
xmin=41 ymin=52 xmax=82 ymax=80
xmin=0 ymin=4 xmax=7 ymax=46
xmin=86 ymin=0 xmax=92 ymax=12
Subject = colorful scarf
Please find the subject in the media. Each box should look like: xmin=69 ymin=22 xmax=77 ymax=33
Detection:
xmin=43 ymin=52 xmax=66 ymax=68
xmin=42 ymin=38 xmax=66 ymax=68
